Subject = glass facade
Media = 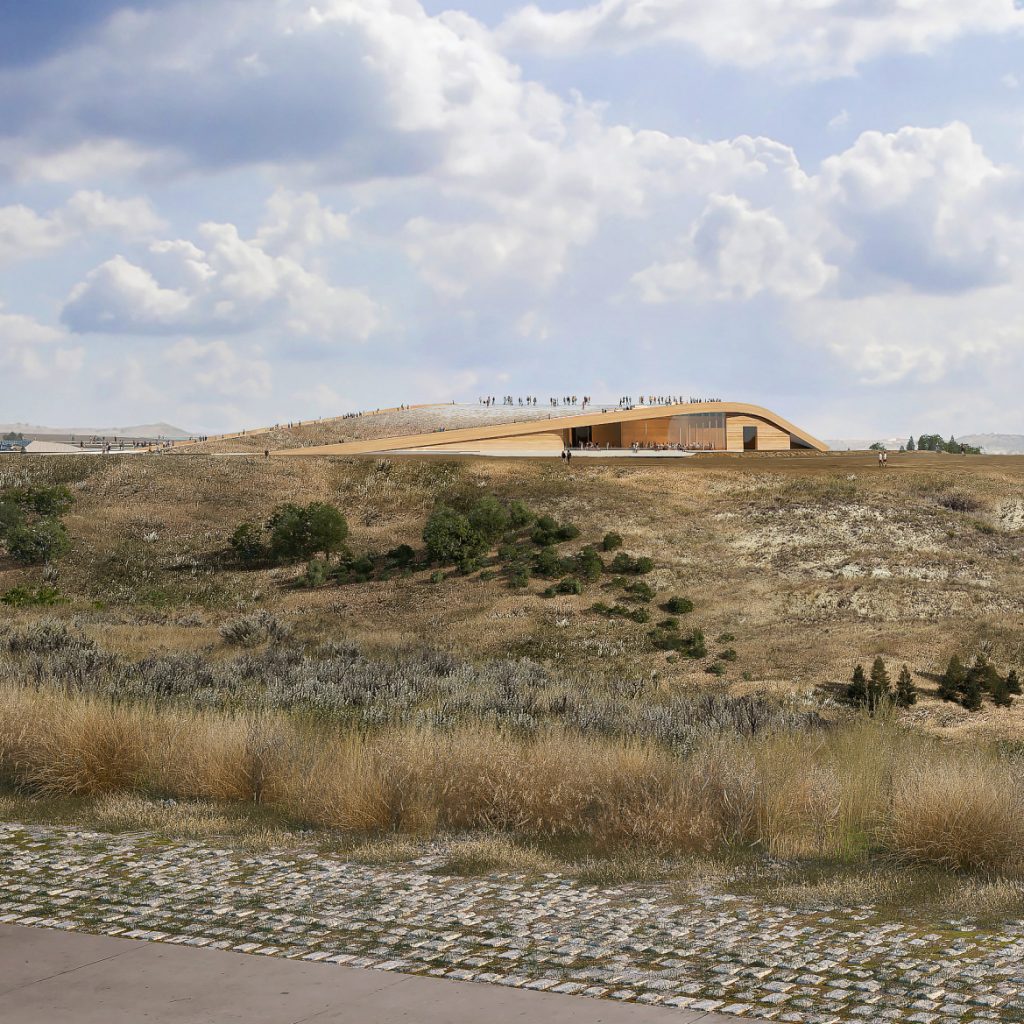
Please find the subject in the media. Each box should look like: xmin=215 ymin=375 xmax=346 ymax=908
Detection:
xmin=667 ymin=413 xmax=726 ymax=450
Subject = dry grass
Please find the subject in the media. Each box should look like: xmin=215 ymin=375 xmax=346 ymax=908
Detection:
xmin=3 ymin=685 xmax=1023 ymax=877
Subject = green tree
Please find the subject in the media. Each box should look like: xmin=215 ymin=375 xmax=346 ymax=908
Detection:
xmin=6 ymin=518 xmax=70 ymax=565
xmin=423 ymin=505 xmax=483 ymax=565
xmin=960 ymin=670 xmax=983 ymax=711
xmin=0 ymin=499 xmax=23 ymax=538
xmin=847 ymin=664 xmax=867 ymax=705
xmin=687 ymin=628 xmax=707 ymax=659
xmin=866 ymin=657 xmax=891 ymax=710
xmin=869 ymin=441 xmax=885 ymax=451
xmin=468 ymin=495 xmax=508 ymax=544
xmin=991 ymin=672 xmax=1014 ymax=708
xmin=267 ymin=502 xmax=348 ymax=562
xmin=906 ymin=436 xmax=916 ymax=451
xmin=601 ymin=531 xmax=623 ymax=551
xmin=1006 ymin=669 xmax=1021 ymax=696
xmin=230 ymin=522 xmax=266 ymax=565
xmin=894 ymin=664 xmax=917 ymax=707
xmin=938 ymin=655 xmax=964 ymax=702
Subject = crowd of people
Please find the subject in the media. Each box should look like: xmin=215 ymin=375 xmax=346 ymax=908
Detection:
xmin=478 ymin=394 xmax=723 ymax=410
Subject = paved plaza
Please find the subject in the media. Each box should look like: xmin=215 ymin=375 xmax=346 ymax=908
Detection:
xmin=1 ymin=822 xmax=1023 ymax=1023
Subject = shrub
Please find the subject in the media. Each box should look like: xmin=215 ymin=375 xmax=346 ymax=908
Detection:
xmin=555 ymin=523 xmax=580 ymax=542
xmin=506 ymin=565 xmax=530 ymax=589
xmin=468 ymin=496 xmax=509 ymax=545
xmin=717 ymin=632 xmax=736 ymax=643
xmin=706 ymin=662 xmax=727 ymax=676
xmin=623 ymin=581 xmax=655 ymax=603
xmin=609 ymin=552 xmax=654 ymax=575
xmin=0 ymin=500 xmax=24 ymax=537
xmin=533 ymin=546 xmax=568 ymax=579
xmin=1007 ymin=670 xmax=1022 ymax=696
xmin=349 ymin=555 xmax=375 ymax=580
xmin=687 ymin=628 xmax=707 ymax=659
xmin=230 ymin=522 xmax=266 ymax=565
xmin=219 ymin=611 xmax=292 ymax=647
xmin=506 ymin=500 xmax=533 ymax=530
xmin=718 ymin=648 xmax=738 ymax=663
xmin=429 ymin=570 xmax=444 ymax=584
xmin=386 ymin=543 xmax=415 ymax=566
xmin=601 ymin=532 xmax=623 ymax=551
xmin=556 ymin=576 xmax=583 ymax=595
xmin=266 ymin=502 xmax=349 ymax=563
xmin=573 ymin=546 xmax=604 ymax=582
xmin=4 ymin=484 xmax=74 ymax=517
xmin=6 ymin=518 xmax=70 ymax=565
xmin=1 ymin=585 xmax=64 ymax=608
xmin=531 ymin=514 xmax=559 ymax=545
xmin=423 ymin=505 xmax=483 ymax=565
xmin=662 ymin=596 xmax=693 ymax=615
xmin=303 ymin=559 xmax=330 ymax=588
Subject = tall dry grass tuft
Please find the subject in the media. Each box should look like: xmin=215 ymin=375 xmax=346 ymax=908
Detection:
xmin=880 ymin=757 xmax=1024 ymax=873
xmin=3 ymin=684 xmax=1024 ymax=875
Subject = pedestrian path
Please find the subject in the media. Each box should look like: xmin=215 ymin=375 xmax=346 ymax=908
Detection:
xmin=1 ymin=823 xmax=1022 ymax=1022
xmin=0 ymin=925 xmax=746 ymax=1023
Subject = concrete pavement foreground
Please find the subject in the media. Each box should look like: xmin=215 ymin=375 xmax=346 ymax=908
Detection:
xmin=0 ymin=924 xmax=750 ymax=1024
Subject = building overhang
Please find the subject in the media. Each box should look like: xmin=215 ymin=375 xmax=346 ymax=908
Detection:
xmin=271 ymin=402 xmax=829 ymax=457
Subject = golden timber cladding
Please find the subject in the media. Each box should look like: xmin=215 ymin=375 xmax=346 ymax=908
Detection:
xmin=271 ymin=402 xmax=828 ymax=457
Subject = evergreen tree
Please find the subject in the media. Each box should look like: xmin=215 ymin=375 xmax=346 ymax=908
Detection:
xmin=938 ymin=654 xmax=964 ymax=702
xmin=847 ymin=664 xmax=867 ymax=706
xmin=967 ymin=654 xmax=999 ymax=695
xmin=960 ymin=670 xmax=983 ymax=712
xmin=906 ymin=436 xmax=916 ymax=452
xmin=894 ymin=664 xmax=917 ymax=707
xmin=1006 ymin=669 xmax=1022 ymax=696
xmin=991 ymin=673 xmax=1014 ymax=708
xmin=867 ymin=656 xmax=891 ymax=710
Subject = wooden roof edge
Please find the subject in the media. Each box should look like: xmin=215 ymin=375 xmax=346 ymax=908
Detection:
xmin=271 ymin=402 xmax=829 ymax=456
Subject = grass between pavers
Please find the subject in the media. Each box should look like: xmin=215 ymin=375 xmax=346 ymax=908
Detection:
xmin=3 ymin=792 xmax=1024 ymax=930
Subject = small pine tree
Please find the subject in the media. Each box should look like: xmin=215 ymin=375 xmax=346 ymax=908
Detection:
xmin=991 ymin=673 xmax=1014 ymax=708
xmin=1006 ymin=669 xmax=1022 ymax=696
xmin=867 ymin=656 xmax=891 ymax=711
xmin=960 ymin=670 xmax=983 ymax=711
xmin=848 ymin=664 xmax=867 ymax=706
xmin=894 ymin=664 xmax=917 ymax=707
xmin=938 ymin=654 xmax=964 ymax=702
xmin=907 ymin=436 xmax=916 ymax=452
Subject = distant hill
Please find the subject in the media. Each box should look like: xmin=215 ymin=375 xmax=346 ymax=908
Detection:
xmin=0 ymin=421 xmax=194 ymax=440
xmin=826 ymin=434 xmax=1024 ymax=454
xmin=959 ymin=434 xmax=1024 ymax=455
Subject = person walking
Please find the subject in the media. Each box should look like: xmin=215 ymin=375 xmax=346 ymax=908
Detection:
xmin=882 ymin=450 xmax=888 ymax=468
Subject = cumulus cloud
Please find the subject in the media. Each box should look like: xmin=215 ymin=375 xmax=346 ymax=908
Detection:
xmin=633 ymin=194 xmax=836 ymax=302
xmin=817 ymin=122 xmax=1024 ymax=293
xmin=164 ymin=338 xmax=272 ymax=400
xmin=0 ymin=191 xmax=164 ymax=267
xmin=62 ymin=199 xmax=381 ymax=341
xmin=0 ymin=306 xmax=83 ymax=381
xmin=497 ymin=0 xmax=1024 ymax=78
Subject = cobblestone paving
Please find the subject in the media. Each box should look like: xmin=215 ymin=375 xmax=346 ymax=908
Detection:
xmin=1 ymin=823 xmax=1023 ymax=1023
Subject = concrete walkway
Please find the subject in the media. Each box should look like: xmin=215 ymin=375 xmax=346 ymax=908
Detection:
xmin=0 ymin=925 xmax=750 ymax=1024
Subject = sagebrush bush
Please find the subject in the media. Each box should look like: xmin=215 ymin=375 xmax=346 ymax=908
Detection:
xmin=219 ymin=611 xmax=292 ymax=647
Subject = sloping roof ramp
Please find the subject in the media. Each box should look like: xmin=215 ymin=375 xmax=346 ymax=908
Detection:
xmin=271 ymin=402 xmax=828 ymax=457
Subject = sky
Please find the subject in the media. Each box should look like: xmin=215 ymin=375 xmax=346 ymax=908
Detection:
xmin=1 ymin=0 xmax=1024 ymax=437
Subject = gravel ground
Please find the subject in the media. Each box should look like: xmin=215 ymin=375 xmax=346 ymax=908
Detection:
xmin=1 ymin=823 xmax=1022 ymax=1023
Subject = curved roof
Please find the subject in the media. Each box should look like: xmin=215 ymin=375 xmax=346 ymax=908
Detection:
xmin=271 ymin=401 xmax=828 ymax=456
